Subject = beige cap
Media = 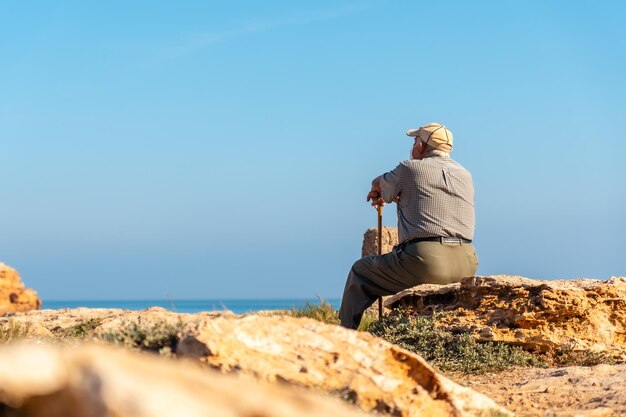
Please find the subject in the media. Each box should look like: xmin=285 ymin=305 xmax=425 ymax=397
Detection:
xmin=406 ymin=122 xmax=453 ymax=152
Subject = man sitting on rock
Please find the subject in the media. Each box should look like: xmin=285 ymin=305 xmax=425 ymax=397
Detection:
xmin=339 ymin=123 xmax=478 ymax=329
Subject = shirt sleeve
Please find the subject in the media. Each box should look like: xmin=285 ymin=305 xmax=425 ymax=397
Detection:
xmin=379 ymin=163 xmax=404 ymax=203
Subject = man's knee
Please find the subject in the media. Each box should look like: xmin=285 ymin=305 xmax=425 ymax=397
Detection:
xmin=343 ymin=266 xmax=362 ymax=295
xmin=350 ymin=256 xmax=375 ymax=278
xmin=342 ymin=258 xmax=378 ymax=305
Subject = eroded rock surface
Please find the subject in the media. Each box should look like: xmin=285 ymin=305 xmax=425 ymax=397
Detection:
xmin=178 ymin=315 xmax=510 ymax=417
xmin=386 ymin=275 xmax=626 ymax=358
xmin=1 ymin=309 xmax=512 ymax=417
xmin=0 ymin=263 xmax=40 ymax=314
xmin=0 ymin=342 xmax=372 ymax=417
xmin=361 ymin=227 xmax=399 ymax=315
xmin=0 ymin=306 xmax=229 ymax=339
xmin=361 ymin=226 xmax=398 ymax=257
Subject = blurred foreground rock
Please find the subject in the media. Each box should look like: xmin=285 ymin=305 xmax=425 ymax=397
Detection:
xmin=1 ymin=309 xmax=512 ymax=417
xmin=386 ymin=275 xmax=626 ymax=359
xmin=0 ymin=263 xmax=40 ymax=314
xmin=177 ymin=315 xmax=510 ymax=417
xmin=0 ymin=343 xmax=372 ymax=417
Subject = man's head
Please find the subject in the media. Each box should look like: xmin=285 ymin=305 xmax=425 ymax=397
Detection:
xmin=406 ymin=123 xmax=453 ymax=159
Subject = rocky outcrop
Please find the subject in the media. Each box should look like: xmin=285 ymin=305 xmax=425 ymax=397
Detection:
xmin=1 ymin=309 xmax=512 ymax=417
xmin=0 ymin=342 xmax=372 ymax=417
xmin=177 ymin=315 xmax=510 ymax=417
xmin=361 ymin=226 xmax=398 ymax=257
xmin=386 ymin=275 xmax=626 ymax=359
xmin=0 ymin=263 xmax=40 ymax=314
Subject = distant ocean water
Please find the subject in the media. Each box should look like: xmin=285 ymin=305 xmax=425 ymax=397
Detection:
xmin=42 ymin=299 xmax=341 ymax=315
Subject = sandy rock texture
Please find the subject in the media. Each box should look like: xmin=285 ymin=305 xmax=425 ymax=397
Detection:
xmin=0 ymin=306 xmax=228 ymax=339
xmin=178 ymin=315 xmax=511 ymax=417
xmin=458 ymin=364 xmax=626 ymax=417
xmin=1 ymin=309 xmax=512 ymax=417
xmin=361 ymin=226 xmax=398 ymax=257
xmin=361 ymin=227 xmax=398 ymax=315
xmin=0 ymin=263 xmax=40 ymax=314
xmin=386 ymin=275 xmax=626 ymax=358
xmin=0 ymin=342 xmax=372 ymax=417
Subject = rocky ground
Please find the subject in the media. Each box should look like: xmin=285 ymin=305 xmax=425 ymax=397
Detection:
xmin=457 ymin=364 xmax=626 ymax=417
xmin=3 ymin=306 xmax=626 ymax=417
xmin=384 ymin=273 xmax=626 ymax=416
xmin=385 ymin=275 xmax=626 ymax=360
xmin=1 ymin=308 xmax=510 ymax=417
xmin=2 ymin=257 xmax=626 ymax=416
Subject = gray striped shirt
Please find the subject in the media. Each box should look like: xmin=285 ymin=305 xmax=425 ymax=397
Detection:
xmin=379 ymin=156 xmax=475 ymax=243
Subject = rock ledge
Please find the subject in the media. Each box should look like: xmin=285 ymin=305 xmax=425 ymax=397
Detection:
xmin=386 ymin=275 xmax=626 ymax=358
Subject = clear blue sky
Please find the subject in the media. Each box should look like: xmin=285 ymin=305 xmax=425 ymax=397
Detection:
xmin=1 ymin=1 xmax=624 ymax=300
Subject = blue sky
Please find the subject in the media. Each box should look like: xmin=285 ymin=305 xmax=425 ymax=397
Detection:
xmin=1 ymin=1 xmax=624 ymax=300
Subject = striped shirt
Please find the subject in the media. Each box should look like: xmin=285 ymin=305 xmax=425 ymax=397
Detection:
xmin=379 ymin=155 xmax=475 ymax=244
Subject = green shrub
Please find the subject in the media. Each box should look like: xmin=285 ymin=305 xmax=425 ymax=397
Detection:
xmin=368 ymin=311 xmax=544 ymax=374
xmin=287 ymin=299 xmax=376 ymax=332
xmin=289 ymin=299 xmax=339 ymax=325
xmin=53 ymin=318 xmax=103 ymax=338
xmin=98 ymin=321 xmax=183 ymax=356
xmin=357 ymin=312 xmax=378 ymax=332
xmin=550 ymin=345 xmax=616 ymax=367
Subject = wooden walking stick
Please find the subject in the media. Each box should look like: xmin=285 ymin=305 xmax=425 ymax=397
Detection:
xmin=377 ymin=205 xmax=383 ymax=319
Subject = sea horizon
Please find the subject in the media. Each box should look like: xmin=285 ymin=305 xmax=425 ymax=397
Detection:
xmin=42 ymin=298 xmax=342 ymax=315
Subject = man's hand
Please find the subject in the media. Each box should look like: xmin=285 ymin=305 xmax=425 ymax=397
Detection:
xmin=367 ymin=176 xmax=385 ymax=209
xmin=367 ymin=190 xmax=385 ymax=208
xmin=366 ymin=175 xmax=399 ymax=208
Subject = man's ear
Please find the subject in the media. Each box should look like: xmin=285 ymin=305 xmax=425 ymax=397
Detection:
xmin=417 ymin=140 xmax=426 ymax=154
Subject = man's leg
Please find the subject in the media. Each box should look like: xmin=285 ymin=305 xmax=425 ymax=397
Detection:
xmin=339 ymin=248 xmax=418 ymax=329
xmin=338 ymin=242 xmax=479 ymax=329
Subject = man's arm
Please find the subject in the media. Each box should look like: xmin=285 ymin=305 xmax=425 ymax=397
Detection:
xmin=367 ymin=164 xmax=404 ymax=208
xmin=367 ymin=175 xmax=389 ymax=208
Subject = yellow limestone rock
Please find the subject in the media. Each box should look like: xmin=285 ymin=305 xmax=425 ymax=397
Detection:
xmin=0 ymin=342 xmax=372 ymax=417
xmin=177 ymin=315 xmax=512 ymax=417
xmin=0 ymin=263 xmax=40 ymax=314
xmin=1 ymin=309 xmax=512 ymax=416
xmin=361 ymin=227 xmax=399 ymax=315
xmin=386 ymin=275 xmax=626 ymax=358
xmin=361 ymin=226 xmax=398 ymax=257
xmin=0 ymin=306 xmax=230 ymax=335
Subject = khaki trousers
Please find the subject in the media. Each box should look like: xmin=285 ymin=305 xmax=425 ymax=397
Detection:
xmin=339 ymin=240 xmax=479 ymax=329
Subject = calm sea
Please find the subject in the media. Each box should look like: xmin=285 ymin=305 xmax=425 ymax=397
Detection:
xmin=42 ymin=299 xmax=341 ymax=315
